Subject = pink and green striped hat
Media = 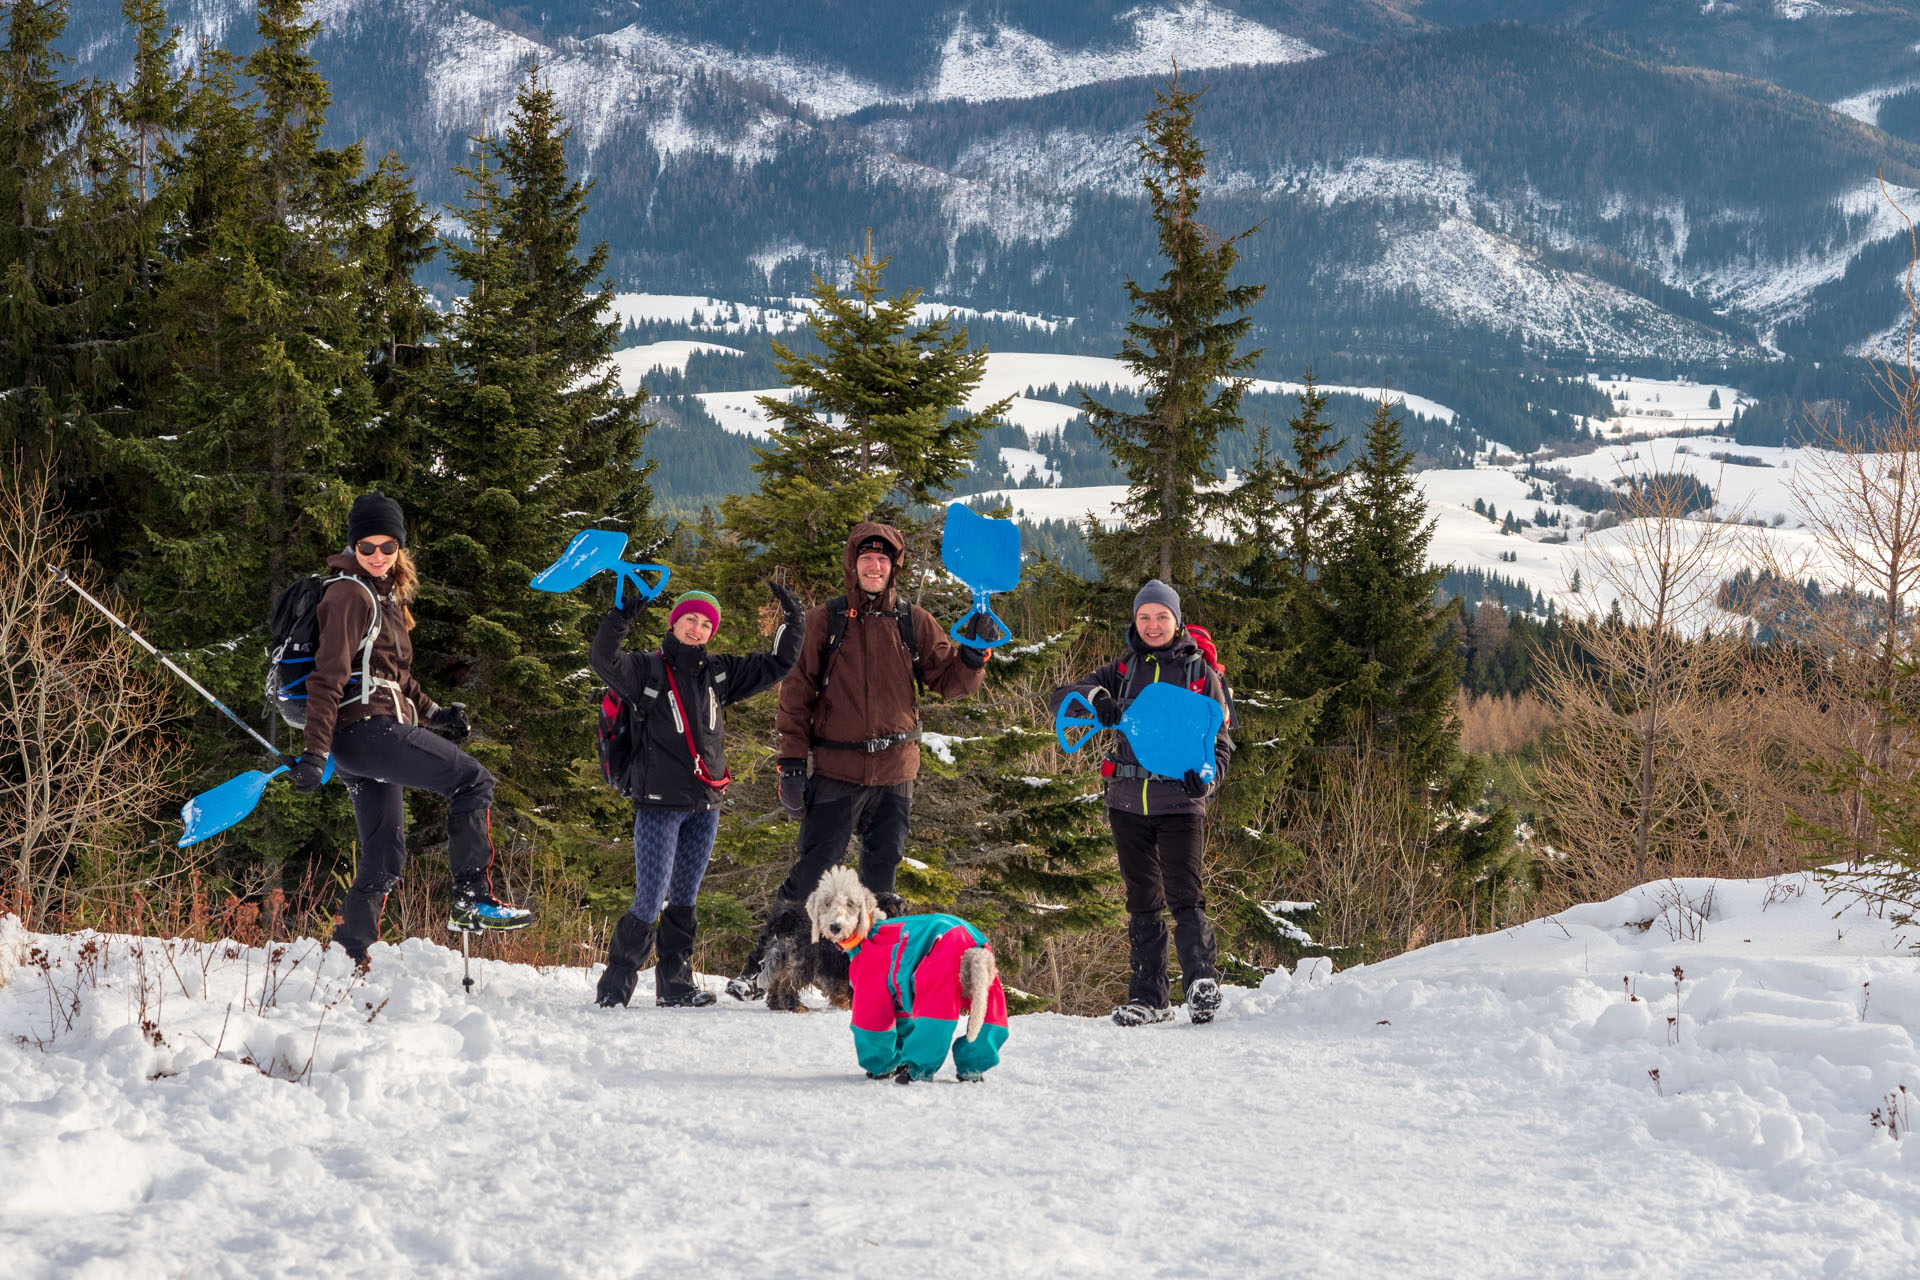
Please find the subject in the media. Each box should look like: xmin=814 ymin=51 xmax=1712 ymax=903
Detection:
xmin=669 ymin=590 xmax=721 ymax=630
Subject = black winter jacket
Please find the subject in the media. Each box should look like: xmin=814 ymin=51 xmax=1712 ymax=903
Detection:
xmin=1050 ymin=625 xmax=1234 ymax=817
xmin=590 ymin=606 xmax=803 ymax=810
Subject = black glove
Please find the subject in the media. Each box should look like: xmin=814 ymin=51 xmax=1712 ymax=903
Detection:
xmin=616 ymin=591 xmax=648 ymax=623
xmin=428 ymin=703 xmax=471 ymax=742
xmin=1090 ymin=688 xmax=1123 ymax=728
xmin=958 ymin=612 xmax=997 ymax=669
xmin=286 ymin=752 xmax=327 ymax=794
xmin=768 ymin=578 xmax=802 ymax=619
xmin=778 ymin=760 xmax=807 ymax=820
xmin=1180 ymin=768 xmax=1209 ymax=799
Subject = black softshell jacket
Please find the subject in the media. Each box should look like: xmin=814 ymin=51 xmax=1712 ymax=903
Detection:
xmin=591 ymin=607 xmax=802 ymax=810
xmin=1051 ymin=626 xmax=1234 ymax=817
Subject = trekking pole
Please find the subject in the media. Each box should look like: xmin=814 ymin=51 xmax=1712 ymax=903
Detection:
xmin=47 ymin=562 xmax=285 ymax=760
xmin=460 ymin=930 xmax=474 ymax=998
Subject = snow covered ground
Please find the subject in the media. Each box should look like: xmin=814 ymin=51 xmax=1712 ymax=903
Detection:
xmin=5 ymin=871 xmax=1920 ymax=1276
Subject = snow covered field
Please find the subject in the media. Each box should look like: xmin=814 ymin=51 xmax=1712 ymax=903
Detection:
xmin=5 ymin=872 xmax=1920 ymax=1277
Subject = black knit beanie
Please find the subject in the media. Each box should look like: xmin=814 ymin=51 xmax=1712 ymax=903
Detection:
xmin=347 ymin=492 xmax=407 ymax=548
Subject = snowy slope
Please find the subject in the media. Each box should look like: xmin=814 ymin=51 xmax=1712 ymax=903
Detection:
xmin=5 ymin=871 xmax=1920 ymax=1276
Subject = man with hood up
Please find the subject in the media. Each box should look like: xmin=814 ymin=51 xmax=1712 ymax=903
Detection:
xmin=727 ymin=521 xmax=994 ymax=1002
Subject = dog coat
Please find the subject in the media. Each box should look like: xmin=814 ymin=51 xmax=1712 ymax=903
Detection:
xmin=847 ymin=913 xmax=1010 ymax=1080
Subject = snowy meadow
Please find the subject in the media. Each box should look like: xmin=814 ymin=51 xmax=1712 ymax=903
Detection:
xmin=5 ymin=873 xmax=1919 ymax=1278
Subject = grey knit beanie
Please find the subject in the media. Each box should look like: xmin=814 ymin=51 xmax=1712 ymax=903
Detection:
xmin=1132 ymin=579 xmax=1182 ymax=626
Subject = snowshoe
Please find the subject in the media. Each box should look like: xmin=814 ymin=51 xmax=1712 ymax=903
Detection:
xmin=725 ymin=970 xmax=765 ymax=1002
xmin=956 ymin=1070 xmax=986 ymax=1083
xmin=1186 ymin=977 xmax=1222 ymax=1025
xmin=1111 ymin=1002 xmax=1175 ymax=1027
xmin=449 ymin=889 xmax=535 ymax=934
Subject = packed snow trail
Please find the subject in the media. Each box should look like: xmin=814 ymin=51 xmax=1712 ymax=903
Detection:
xmin=4 ymin=874 xmax=1920 ymax=1278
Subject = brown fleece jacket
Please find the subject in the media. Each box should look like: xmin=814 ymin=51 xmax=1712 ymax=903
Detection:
xmin=301 ymin=552 xmax=437 ymax=758
xmin=776 ymin=521 xmax=986 ymax=785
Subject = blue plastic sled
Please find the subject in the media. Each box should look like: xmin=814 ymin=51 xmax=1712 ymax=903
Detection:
xmin=529 ymin=529 xmax=669 ymax=608
xmin=941 ymin=503 xmax=1021 ymax=650
xmin=180 ymin=755 xmax=335 ymax=847
xmin=1056 ymin=681 xmax=1223 ymax=785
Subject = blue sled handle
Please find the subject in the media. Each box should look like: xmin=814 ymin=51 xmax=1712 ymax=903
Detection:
xmin=1055 ymin=691 xmax=1104 ymax=755
xmin=613 ymin=563 xmax=671 ymax=609
xmin=950 ymin=592 xmax=1013 ymax=651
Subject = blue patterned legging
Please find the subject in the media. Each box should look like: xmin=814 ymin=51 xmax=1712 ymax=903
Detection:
xmin=630 ymin=807 xmax=720 ymax=922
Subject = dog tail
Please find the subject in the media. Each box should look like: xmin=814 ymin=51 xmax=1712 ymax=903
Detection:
xmin=960 ymin=947 xmax=996 ymax=1043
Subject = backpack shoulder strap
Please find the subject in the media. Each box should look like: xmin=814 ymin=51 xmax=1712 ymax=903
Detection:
xmin=894 ymin=597 xmax=924 ymax=693
xmin=813 ymin=595 xmax=853 ymax=699
xmin=324 ymin=574 xmax=383 ymax=710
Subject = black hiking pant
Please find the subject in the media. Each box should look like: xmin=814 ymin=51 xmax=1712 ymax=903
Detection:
xmin=1110 ymin=808 xmax=1218 ymax=1006
xmin=775 ymin=775 xmax=914 ymax=902
xmin=331 ymin=716 xmax=496 ymax=959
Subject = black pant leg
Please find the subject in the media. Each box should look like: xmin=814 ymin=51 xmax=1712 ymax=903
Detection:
xmin=1108 ymin=808 xmax=1167 ymax=915
xmin=1126 ymin=911 xmax=1171 ymax=1008
xmin=1157 ymin=812 xmax=1208 ymax=912
xmin=854 ymin=782 xmax=913 ymax=896
xmin=776 ymin=775 xmax=863 ymax=902
xmin=335 ymin=768 xmax=406 ymax=960
xmin=334 ymin=718 xmax=498 ymax=889
xmin=1156 ymin=812 xmax=1217 ymax=985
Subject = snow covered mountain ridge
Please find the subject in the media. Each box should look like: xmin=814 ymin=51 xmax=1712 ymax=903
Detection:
xmin=60 ymin=0 xmax=1920 ymax=362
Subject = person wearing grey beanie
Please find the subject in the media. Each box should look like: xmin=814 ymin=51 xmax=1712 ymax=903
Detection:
xmin=1049 ymin=579 xmax=1233 ymax=1028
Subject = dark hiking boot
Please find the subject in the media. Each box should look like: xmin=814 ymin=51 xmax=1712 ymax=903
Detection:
xmin=654 ymin=905 xmax=713 ymax=1007
xmin=596 ymin=913 xmax=654 ymax=1008
xmin=1111 ymin=1002 xmax=1176 ymax=1027
xmin=656 ymin=988 xmax=717 ymax=1008
xmin=727 ymin=919 xmax=778 ymax=1001
xmin=449 ymin=887 xmax=535 ymax=934
xmin=1187 ymin=977 xmax=1222 ymax=1025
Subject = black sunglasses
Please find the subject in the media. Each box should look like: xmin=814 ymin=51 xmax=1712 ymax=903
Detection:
xmin=355 ymin=539 xmax=400 ymax=557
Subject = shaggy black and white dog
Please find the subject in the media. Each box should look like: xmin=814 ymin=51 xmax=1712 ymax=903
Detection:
xmin=759 ymin=888 xmax=908 ymax=1012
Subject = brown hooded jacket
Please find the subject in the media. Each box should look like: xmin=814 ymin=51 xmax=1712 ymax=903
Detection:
xmin=776 ymin=522 xmax=986 ymax=785
xmin=301 ymin=552 xmax=437 ymax=758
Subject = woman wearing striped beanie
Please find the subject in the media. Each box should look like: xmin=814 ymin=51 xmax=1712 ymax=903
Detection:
xmin=588 ymin=581 xmax=805 ymax=1007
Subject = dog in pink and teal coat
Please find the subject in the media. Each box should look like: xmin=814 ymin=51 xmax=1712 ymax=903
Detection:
xmin=805 ymin=866 xmax=1009 ymax=1082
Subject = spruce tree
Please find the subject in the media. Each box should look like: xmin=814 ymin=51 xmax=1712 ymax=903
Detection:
xmin=398 ymin=68 xmax=657 ymax=876
xmin=1082 ymin=71 xmax=1263 ymax=589
xmin=119 ymin=0 xmax=376 ymax=646
xmin=117 ymin=0 xmax=185 ymax=207
xmin=0 ymin=0 xmax=151 ymax=530
xmin=719 ymin=236 xmax=1007 ymax=603
xmin=1309 ymin=398 xmax=1462 ymax=782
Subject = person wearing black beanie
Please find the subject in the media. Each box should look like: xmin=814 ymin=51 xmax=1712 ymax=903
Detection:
xmin=286 ymin=491 xmax=533 ymax=967
xmin=346 ymin=492 xmax=407 ymax=549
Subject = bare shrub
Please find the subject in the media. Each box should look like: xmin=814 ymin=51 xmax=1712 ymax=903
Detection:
xmin=1529 ymin=464 xmax=1818 ymax=903
xmin=1278 ymin=747 xmax=1457 ymax=957
xmin=0 ymin=462 xmax=182 ymax=927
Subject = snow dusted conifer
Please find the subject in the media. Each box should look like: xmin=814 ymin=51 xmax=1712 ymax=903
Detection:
xmin=1081 ymin=69 xmax=1263 ymax=589
xmin=1310 ymin=398 xmax=1461 ymax=782
xmin=118 ymin=0 xmax=378 ymax=647
xmin=398 ymin=66 xmax=658 ymax=877
xmin=0 ymin=0 xmax=156 ymax=545
xmin=718 ymin=235 xmax=1007 ymax=603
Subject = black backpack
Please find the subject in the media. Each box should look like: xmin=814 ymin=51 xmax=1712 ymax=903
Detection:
xmin=813 ymin=593 xmax=922 ymax=698
xmin=595 ymin=661 xmax=660 ymax=798
xmin=264 ymin=573 xmax=380 ymax=729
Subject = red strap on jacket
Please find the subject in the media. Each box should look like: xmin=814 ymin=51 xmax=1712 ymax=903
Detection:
xmin=659 ymin=655 xmax=731 ymax=790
